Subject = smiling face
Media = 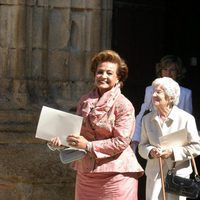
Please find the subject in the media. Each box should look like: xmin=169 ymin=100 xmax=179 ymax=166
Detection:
xmin=94 ymin=61 xmax=119 ymax=96
xmin=152 ymin=85 xmax=170 ymax=109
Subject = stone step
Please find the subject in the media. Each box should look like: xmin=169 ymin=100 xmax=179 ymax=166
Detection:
xmin=0 ymin=110 xmax=40 ymax=132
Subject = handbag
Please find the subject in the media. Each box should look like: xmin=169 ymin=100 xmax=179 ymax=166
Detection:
xmin=47 ymin=142 xmax=86 ymax=164
xmin=59 ymin=147 xmax=86 ymax=164
xmin=165 ymin=152 xmax=200 ymax=199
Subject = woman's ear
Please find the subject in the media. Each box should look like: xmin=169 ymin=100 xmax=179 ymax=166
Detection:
xmin=114 ymin=80 xmax=119 ymax=87
xmin=169 ymin=96 xmax=174 ymax=105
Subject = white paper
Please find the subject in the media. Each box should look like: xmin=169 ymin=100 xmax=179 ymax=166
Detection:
xmin=35 ymin=106 xmax=83 ymax=147
xmin=159 ymin=128 xmax=188 ymax=148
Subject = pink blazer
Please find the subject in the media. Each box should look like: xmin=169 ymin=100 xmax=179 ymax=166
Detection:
xmin=70 ymin=85 xmax=144 ymax=177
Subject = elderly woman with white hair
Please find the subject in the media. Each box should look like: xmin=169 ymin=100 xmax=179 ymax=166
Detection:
xmin=138 ymin=77 xmax=200 ymax=200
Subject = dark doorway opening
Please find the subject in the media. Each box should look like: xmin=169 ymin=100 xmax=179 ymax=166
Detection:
xmin=112 ymin=0 xmax=200 ymax=124
xmin=112 ymin=1 xmax=200 ymax=200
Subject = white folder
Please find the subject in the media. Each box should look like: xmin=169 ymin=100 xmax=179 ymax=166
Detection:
xmin=159 ymin=128 xmax=188 ymax=148
xmin=35 ymin=106 xmax=83 ymax=147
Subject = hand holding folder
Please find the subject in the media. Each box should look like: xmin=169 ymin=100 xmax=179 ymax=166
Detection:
xmin=35 ymin=106 xmax=83 ymax=147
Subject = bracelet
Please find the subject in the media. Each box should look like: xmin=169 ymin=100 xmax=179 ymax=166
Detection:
xmin=86 ymin=142 xmax=92 ymax=152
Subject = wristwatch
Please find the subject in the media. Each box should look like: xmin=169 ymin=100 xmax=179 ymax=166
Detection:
xmin=86 ymin=142 xmax=92 ymax=152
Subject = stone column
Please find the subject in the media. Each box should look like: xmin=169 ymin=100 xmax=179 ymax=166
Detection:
xmin=0 ymin=0 xmax=113 ymax=199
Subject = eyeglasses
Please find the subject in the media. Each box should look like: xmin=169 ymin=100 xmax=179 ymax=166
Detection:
xmin=153 ymin=89 xmax=165 ymax=95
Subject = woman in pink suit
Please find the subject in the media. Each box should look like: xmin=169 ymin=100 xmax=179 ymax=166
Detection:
xmin=50 ymin=50 xmax=144 ymax=200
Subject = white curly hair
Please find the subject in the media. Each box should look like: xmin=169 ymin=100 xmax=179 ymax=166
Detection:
xmin=152 ymin=77 xmax=180 ymax=105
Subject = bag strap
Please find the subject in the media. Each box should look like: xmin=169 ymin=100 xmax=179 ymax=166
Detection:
xmin=171 ymin=150 xmax=199 ymax=176
xmin=188 ymin=150 xmax=199 ymax=176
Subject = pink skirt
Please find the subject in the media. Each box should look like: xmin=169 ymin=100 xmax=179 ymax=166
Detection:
xmin=75 ymin=172 xmax=138 ymax=200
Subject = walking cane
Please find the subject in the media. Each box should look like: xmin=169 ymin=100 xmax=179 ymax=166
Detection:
xmin=159 ymin=157 xmax=166 ymax=200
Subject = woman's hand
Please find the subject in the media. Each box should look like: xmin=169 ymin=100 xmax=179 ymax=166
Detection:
xmin=67 ymin=134 xmax=88 ymax=150
xmin=160 ymin=148 xmax=173 ymax=159
xmin=50 ymin=136 xmax=62 ymax=146
xmin=47 ymin=137 xmax=65 ymax=151
xmin=150 ymin=147 xmax=173 ymax=159
xmin=150 ymin=148 xmax=162 ymax=158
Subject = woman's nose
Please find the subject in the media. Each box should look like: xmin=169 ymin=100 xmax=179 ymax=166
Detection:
xmin=152 ymin=91 xmax=157 ymax=97
xmin=101 ymin=72 xmax=107 ymax=78
xmin=165 ymin=69 xmax=171 ymax=75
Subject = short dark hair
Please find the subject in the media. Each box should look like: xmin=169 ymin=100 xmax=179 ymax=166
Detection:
xmin=90 ymin=50 xmax=128 ymax=87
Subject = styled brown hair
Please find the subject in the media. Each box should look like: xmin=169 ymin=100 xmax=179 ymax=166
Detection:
xmin=90 ymin=50 xmax=128 ymax=87
xmin=155 ymin=55 xmax=186 ymax=82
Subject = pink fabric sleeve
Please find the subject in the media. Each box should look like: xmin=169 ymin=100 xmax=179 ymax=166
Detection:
xmin=92 ymin=98 xmax=135 ymax=159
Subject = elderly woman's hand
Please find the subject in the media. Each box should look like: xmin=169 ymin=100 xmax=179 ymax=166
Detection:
xmin=150 ymin=148 xmax=163 ymax=158
xmin=150 ymin=147 xmax=173 ymax=159
xmin=160 ymin=148 xmax=173 ymax=159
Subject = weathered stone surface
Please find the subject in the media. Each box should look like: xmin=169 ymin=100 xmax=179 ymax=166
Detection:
xmin=0 ymin=110 xmax=38 ymax=132
xmin=0 ymin=182 xmax=74 ymax=200
xmin=71 ymin=0 xmax=101 ymax=9
xmin=0 ymin=144 xmax=75 ymax=200
xmin=37 ymin=0 xmax=71 ymax=8
xmin=0 ymin=144 xmax=72 ymax=181
xmin=0 ymin=5 xmax=26 ymax=48
xmin=48 ymin=51 xmax=69 ymax=80
xmin=0 ymin=0 xmax=112 ymax=199
xmin=0 ymin=0 xmax=33 ymax=5
xmin=32 ymin=7 xmax=48 ymax=49
xmin=48 ymin=9 xmax=70 ymax=50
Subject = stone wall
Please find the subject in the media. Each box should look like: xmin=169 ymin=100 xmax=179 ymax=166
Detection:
xmin=0 ymin=0 xmax=112 ymax=199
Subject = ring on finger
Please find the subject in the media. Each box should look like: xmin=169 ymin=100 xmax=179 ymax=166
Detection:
xmin=71 ymin=141 xmax=76 ymax=146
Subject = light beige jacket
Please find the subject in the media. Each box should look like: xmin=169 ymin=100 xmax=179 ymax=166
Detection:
xmin=139 ymin=106 xmax=200 ymax=179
